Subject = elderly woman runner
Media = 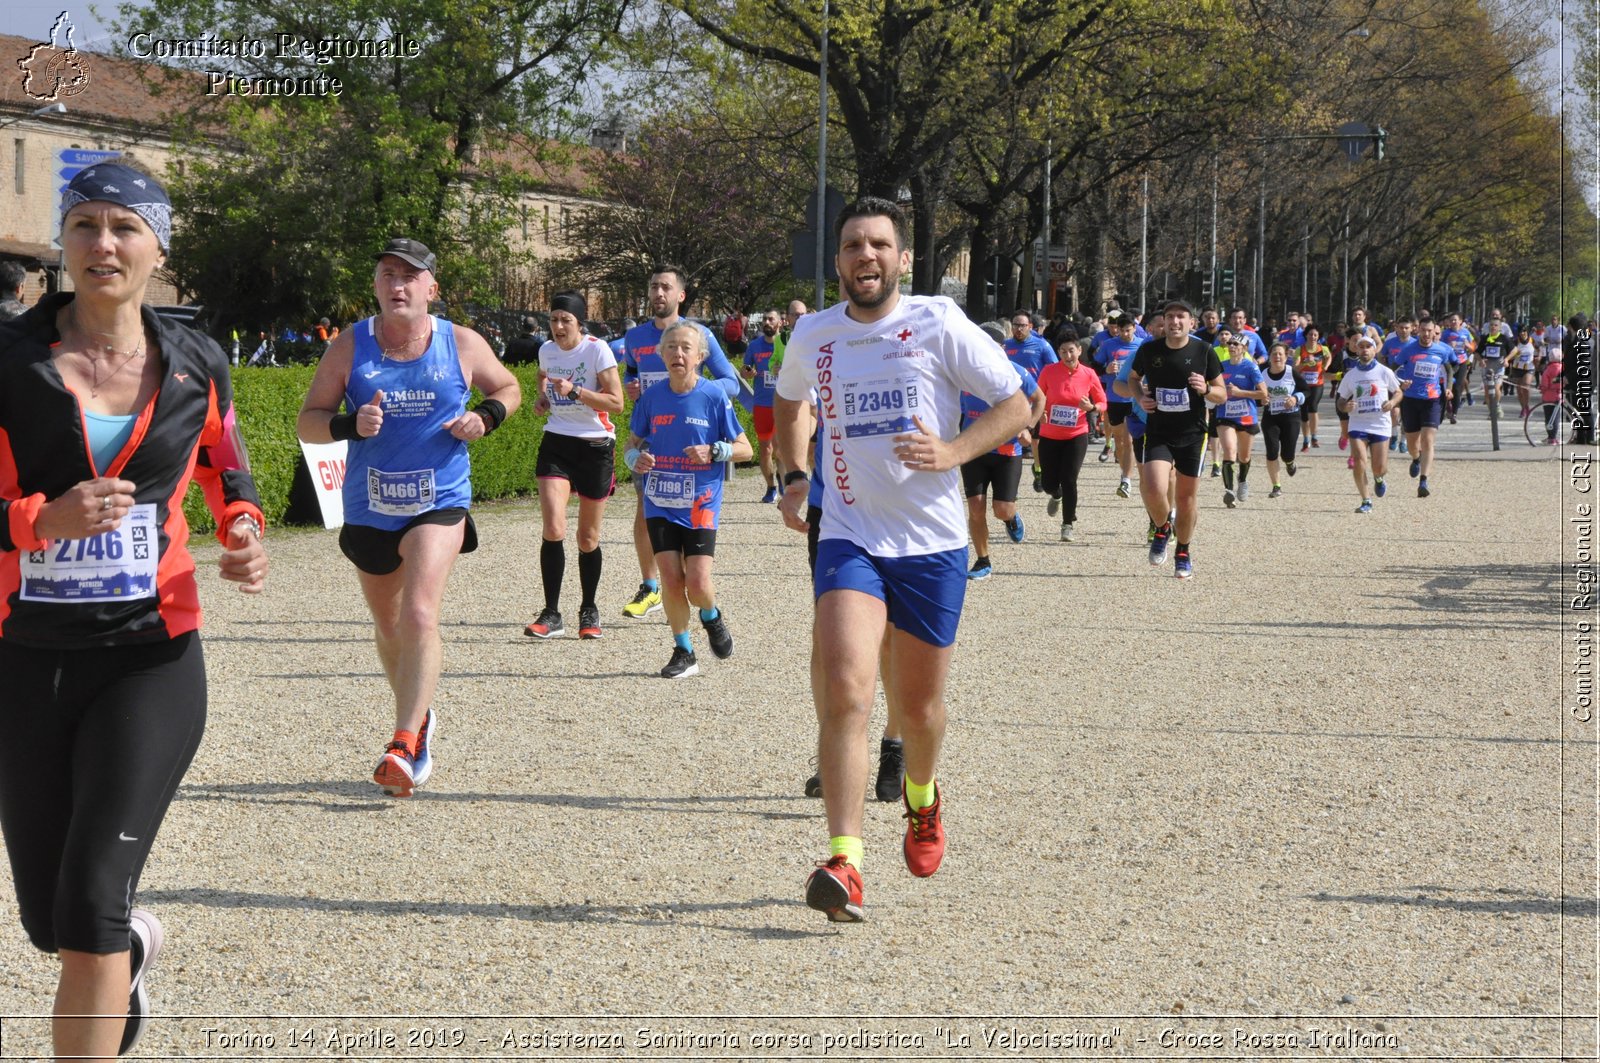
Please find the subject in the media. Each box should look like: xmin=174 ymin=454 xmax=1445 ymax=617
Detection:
xmin=0 ymin=162 xmax=268 ymax=1058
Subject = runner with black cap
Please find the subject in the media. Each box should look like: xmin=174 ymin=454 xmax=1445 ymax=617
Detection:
xmin=1126 ymin=299 xmax=1226 ymax=579
xmin=299 ymin=236 xmax=521 ymax=797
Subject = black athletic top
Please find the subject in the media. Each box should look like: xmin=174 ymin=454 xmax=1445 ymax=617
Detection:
xmin=1130 ymin=337 xmax=1223 ymax=446
xmin=0 ymin=293 xmax=263 ymax=648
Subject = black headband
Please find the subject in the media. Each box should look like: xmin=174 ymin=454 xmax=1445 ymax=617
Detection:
xmin=550 ymin=292 xmax=587 ymax=321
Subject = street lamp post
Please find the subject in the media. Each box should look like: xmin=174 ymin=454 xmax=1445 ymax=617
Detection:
xmin=1256 ymin=147 xmax=1266 ymax=321
xmin=813 ymin=0 xmax=829 ymax=311
xmin=1139 ymin=172 xmax=1148 ymax=312
xmin=0 ymin=102 xmax=67 ymax=130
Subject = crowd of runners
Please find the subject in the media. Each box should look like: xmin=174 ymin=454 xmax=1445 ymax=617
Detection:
xmin=0 ymin=165 xmax=1593 ymax=1059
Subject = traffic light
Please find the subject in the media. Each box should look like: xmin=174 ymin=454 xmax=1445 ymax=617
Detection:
xmin=1220 ymin=268 xmax=1235 ymax=297
xmin=1372 ymin=127 xmax=1386 ymax=162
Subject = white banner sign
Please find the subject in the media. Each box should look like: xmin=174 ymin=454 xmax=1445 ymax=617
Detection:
xmin=298 ymin=440 xmax=348 ymax=530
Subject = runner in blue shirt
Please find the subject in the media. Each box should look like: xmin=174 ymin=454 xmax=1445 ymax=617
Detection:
xmin=1004 ymin=310 xmax=1055 ymax=491
xmin=1003 ymin=311 xmax=1058 ymax=378
xmin=1277 ymin=310 xmax=1306 ymax=352
xmin=1226 ymin=306 xmax=1270 ymax=364
xmin=742 ymin=309 xmax=783 ymax=502
xmin=1439 ymin=312 xmax=1475 ymax=422
xmin=1112 ymin=333 xmax=1168 ymax=544
xmin=1392 ymin=318 xmax=1458 ymax=497
xmin=626 ymin=323 xmax=752 ymax=678
xmin=299 ymin=237 xmax=521 ymax=798
xmin=1087 ymin=314 xmax=1150 ymax=357
xmin=1094 ymin=312 xmax=1142 ymax=496
xmin=960 ymin=363 xmax=1045 ymax=578
xmin=1216 ymin=335 xmax=1267 ymax=507
xmin=1379 ymin=317 xmax=1415 ymax=452
xmin=619 ymin=265 xmax=740 ymax=619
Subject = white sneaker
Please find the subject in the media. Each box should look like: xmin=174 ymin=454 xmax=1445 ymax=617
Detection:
xmin=412 ymin=709 xmax=436 ymax=788
xmin=1060 ymin=522 xmax=1075 ymax=542
xmin=120 ymin=909 xmax=165 ymax=1055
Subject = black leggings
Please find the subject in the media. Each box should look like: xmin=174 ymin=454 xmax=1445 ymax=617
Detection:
xmin=1298 ymin=383 xmax=1324 ymax=418
xmin=1261 ymin=412 xmax=1301 ymax=463
xmin=1450 ymin=363 xmax=1472 ymax=414
xmin=0 ymin=633 xmax=205 ymax=954
xmin=1037 ymin=435 xmax=1089 ymax=523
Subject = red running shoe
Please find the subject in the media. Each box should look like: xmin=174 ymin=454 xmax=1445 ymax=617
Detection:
xmin=903 ymin=785 xmax=946 ymax=877
xmin=577 ymin=605 xmax=603 ymax=640
xmin=805 ymin=855 xmax=864 ymax=922
xmin=373 ymin=741 xmax=416 ymax=798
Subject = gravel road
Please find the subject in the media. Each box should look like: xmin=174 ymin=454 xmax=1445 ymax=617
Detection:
xmin=0 ymin=421 xmax=1589 ymax=1061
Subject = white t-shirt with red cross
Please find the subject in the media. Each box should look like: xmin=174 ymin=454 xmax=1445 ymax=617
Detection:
xmin=776 ymin=295 xmax=1020 ymax=557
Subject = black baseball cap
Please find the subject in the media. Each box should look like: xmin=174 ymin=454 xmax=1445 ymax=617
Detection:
xmin=375 ymin=237 xmax=436 ymax=273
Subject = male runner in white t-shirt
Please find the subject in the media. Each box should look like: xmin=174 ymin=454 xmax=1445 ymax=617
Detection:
xmin=773 ymin=198 xmax=1029 ymax=922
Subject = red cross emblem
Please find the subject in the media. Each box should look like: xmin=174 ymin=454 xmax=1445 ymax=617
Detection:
xmin=897 ymin=328 xmax=913 ymax=342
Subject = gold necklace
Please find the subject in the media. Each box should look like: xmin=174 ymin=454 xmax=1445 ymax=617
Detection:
xmin=378 ymin=315 xmax=429 ymax=358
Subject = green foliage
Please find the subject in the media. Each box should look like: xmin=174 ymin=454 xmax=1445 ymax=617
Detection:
xmin=114 ymin=0 xmax=625 ymax=337
xmin=184 ymin=365 xmax=762 ymax=532
xmin=557 ymin=114 xmax=814 ymax=312
xmin=182 ymin=365 xmax=315 ymax=531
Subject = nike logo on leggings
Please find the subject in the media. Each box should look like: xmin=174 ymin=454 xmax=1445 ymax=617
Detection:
xmin=119 ymin=832 xmax=139 ymax=842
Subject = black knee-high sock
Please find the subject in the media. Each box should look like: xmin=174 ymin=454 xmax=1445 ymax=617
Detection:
xmin=541 ymin=539 xmax=565 ymax=612
xmin=578 ymin=546 xmax=602 ymax=610
xmin=1238 ymin=460 xmax=1251 ymax=482
xmin=1222 ymin=460 xmax=1235 ymax=490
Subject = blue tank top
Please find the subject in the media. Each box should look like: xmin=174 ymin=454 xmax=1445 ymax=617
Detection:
xmin=340 ymin=316 xmax=472 ymax=530
xmin=84 ymin=410 xmax=137 ymax=472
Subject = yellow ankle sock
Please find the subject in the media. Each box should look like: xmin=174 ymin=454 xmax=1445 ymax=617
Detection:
xmin=904 ymin=776 xmax=937 ymax=810
xmin=829 ymin=836 xmax=863 ymax=870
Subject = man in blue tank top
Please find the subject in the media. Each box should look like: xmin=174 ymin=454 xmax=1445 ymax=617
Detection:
xmin=298 ymin=237 xmax=521 ymax=798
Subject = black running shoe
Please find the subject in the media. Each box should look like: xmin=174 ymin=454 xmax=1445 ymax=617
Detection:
xmin=874 ymin=739 xmax=905 ymax=803
xmin=660 ymin=645 xmax=699 ymax=679
xmin=524 ymin=608 xmax=564 ymax=638
xmin=577 ymin=605 xmax=602 ymax=640
xmin=701 ymin=610 xmax=734 ymax=659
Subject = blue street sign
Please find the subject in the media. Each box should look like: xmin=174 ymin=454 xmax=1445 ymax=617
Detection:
xmin=57 ymin=148 xmax=121 ymax=192
xmin=59 ymin=148 xmax=122 ymax=167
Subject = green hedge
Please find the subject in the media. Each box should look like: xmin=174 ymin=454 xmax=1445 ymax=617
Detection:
xmin=185 ymin=365 xmax=761 ymax=531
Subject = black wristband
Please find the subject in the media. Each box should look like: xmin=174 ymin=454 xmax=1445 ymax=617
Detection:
xmin=328 ymin=412 xmax=365 ymax=441
xmin=783 ymin=470 xmax=809 ymax=488
xmin=474 ymin=399 xmax=507 ymax=434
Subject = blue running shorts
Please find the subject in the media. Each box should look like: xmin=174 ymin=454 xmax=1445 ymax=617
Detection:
xmin=813 ymin=538 xmax=967 ymax=648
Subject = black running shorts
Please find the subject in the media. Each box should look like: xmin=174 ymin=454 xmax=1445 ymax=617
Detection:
xmin=960 ymin=452 xmax=1023 ymax=502
xmin=339 ymin=508 xmax=477 ymax=576
xmin=647 ymin=516 xmax=717 ymax=558
xmin=536 ymin=431 xmax=617 ymax=501
xmin=1141 ymin=437 xmax=1206 ymax=478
